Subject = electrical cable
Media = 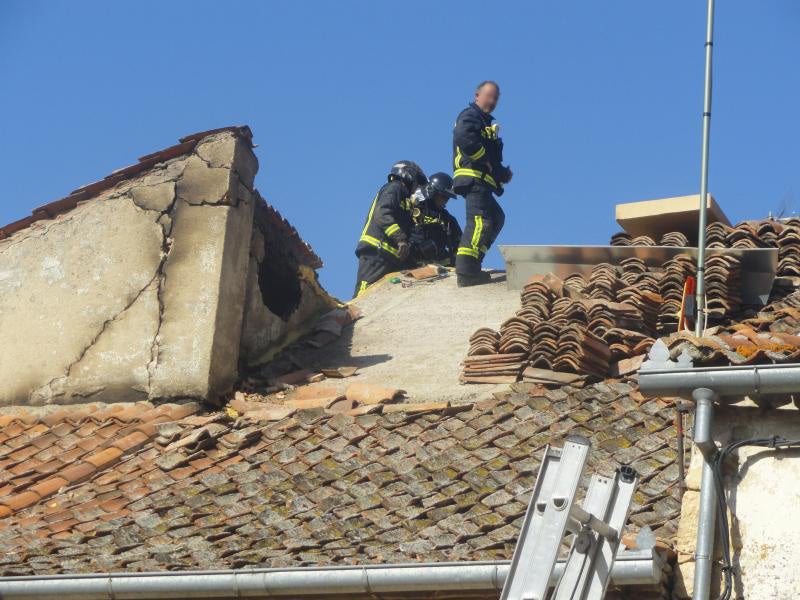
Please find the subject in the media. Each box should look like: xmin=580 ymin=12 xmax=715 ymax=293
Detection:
xmin=711 ymin=436 xmax=800 ymax=600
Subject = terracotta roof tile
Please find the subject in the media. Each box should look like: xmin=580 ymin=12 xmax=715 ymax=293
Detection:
xmin=0 ymin=384 xmax=682 ymax=573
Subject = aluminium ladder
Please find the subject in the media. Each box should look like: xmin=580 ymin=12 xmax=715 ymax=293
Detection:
xmin=499 ymin=435 xmax=639 ymax=600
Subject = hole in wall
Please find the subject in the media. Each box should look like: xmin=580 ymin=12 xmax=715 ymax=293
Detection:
xmin=257 ymin=251 xmax=302 ymax=321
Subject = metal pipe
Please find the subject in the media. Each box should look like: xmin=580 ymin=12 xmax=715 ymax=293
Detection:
xmin=638 ymin=363 xmax=800 ymax=398
xmin=0 ymin=555 xmax=661 ymax=600
xmin=695 ymin=0 xmax=716 ymax=337
xmin=692 ymin=389 xmax=718 ymax=600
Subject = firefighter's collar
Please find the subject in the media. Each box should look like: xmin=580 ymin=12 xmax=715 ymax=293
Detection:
xmin=470 ymin=102 xmax=495 ymax=121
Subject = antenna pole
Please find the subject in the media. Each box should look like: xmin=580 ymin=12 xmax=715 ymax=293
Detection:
xmin=695 ymin=0 xmax=715 ymax=337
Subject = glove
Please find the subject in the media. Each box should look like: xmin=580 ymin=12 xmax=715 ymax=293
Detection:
xmin=500 ymin=166 xmax=513 ymax=183
xmin=397 ymin=241 xmax=411 ymax=261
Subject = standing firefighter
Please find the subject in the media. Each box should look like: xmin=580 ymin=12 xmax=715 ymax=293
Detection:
xmin=452 ymin=80 xmax=513 ymax=287
xmin=353 ymin=160 xmax=427 ymax=298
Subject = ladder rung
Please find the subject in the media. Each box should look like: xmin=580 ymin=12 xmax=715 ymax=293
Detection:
xmin=569 ymin=505 xmax=618 ymax=541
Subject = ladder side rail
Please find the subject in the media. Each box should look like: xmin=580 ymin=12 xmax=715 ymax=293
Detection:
xmin=551 ymin=474 xmax=616 ymax=600
xmin=583 ymin=466 xmax=639 ymax=600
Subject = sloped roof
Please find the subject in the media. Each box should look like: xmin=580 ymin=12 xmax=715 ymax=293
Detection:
xmin=3 ymin=163 xmax=800 ymax=586
xmin=0 ymin=126 xmax=252 ymax=241
xmin=0 ymin=382 xmax=678 ymax=575
xmin=0 ymin=126 xmax=322 ymax=269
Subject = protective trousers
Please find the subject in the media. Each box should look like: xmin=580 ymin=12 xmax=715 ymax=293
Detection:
xmin=353 ymin=248 xmax=399 ymax=298
xmin=455 ymin=182 xmax=505 ymax=275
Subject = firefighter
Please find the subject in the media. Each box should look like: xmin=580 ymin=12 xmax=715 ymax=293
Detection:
xmin=353 ymin=160 xmax=427 ymax=298
xmin=452 ymin=80 xmax=513 ymax=287
xmin=408 ymin=172 xmax=462 ymax=266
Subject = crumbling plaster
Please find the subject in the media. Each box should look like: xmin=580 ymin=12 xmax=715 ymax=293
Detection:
xmin=0 ymin=131 xmax=258 ymax=405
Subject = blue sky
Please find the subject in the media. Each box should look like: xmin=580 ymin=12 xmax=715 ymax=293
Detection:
xmin=1 ymin=1 xmax=798 ymax=299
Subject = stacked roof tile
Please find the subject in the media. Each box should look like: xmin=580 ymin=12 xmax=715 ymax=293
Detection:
xmin=778 ymin=218 xmax=800 ymax=277
xmin=657 ymin=255 xmax=696 ymax=334
xmin=611 ymin=218 xmax=800 ymax=283
xmin=659 ymin=231 xmax=690 ymax=247
xmin=463 ymin=268 xmax=656 ymax=384
xmin=465 ymin=219 xmax=800 ymax=383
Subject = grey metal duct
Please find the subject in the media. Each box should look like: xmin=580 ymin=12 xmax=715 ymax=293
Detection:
xmin=498 ymin=245 xmax=776 ymax=306
xmin=0 ymin=552 xmax=661 ymax=600
xmin=691 ymin=389 xmax=718 ymax=600
xmin=638 ymin=363 xmax=800 ymax=398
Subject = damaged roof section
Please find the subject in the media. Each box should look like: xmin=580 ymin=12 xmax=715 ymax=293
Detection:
xmin=0 ymin=126 xmax=334 ymax=407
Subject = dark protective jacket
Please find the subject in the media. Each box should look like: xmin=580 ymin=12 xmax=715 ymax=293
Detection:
xmin=452 ymin=102 xmax=510 ymax=196
xmin=410 ymin=206 xmax=462 ymax=265
xmin=356 ymin=179 xmax=413 ymax=260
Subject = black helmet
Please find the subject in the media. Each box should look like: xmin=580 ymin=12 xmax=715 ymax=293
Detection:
xmin=389 ymin=160 xmax=427 ymax=191
xmin=425 ymin=172 xmax=456 ymax=200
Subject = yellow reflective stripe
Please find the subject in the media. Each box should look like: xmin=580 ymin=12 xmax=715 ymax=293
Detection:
xmin=454 ymin=168 xmax=497 ymax=188
xmin=385 ymin=223 xmax=400 ymax=237
xmin=454 ymin=148 xmax=462 ymax=170
xmin=360 ymin=192 xmax=380 ymax=239
xmin=360 ymin=190 xmax=401 ymax=258
xmin=357 ymin=281 xmax=368 ymax=297
xmin=471 ymin=215 xmax=484 ymax=251
xmin=457 ymin=215 xmax=484 ymax=260
xmin=468 ymin=146 xmax=486 ymax=160
xmin=359 ymin=235 xmax=400 ymax=258
xmin=360 ymin=234 xmax=382 ymax=249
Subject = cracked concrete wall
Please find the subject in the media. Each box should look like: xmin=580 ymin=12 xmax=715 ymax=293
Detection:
xmin=672 ymin=404 xmax=800 ymax=599
xmin=239 ymin=207 xmax=337 ymax=369
xmin=0 ymin=131 xmax=258 ymax=405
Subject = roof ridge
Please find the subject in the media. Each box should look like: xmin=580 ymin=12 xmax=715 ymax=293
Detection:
xmin=0 ymin=126 xmax=252 ymax=241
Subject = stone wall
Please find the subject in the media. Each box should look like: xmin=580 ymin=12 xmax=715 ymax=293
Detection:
xmin=0 ymin=131 xmax=260 ymax=405
xmin=672 ymin=403 xmax=800 ymax=599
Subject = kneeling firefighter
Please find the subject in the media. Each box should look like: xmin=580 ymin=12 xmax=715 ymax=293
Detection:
xmin=408 ymin=172 xmax=462 ymax=266
xmin=353 ymin=160 xmax=427 ymax=298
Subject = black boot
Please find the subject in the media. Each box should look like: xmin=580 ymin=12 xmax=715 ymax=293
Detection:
xmin=457 ymin=271 xmax=492 ymax=287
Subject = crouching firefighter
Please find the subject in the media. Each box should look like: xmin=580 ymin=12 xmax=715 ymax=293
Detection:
xmin=452 ymin=80 xmax=513 ymax=287
xmin=408 ymin=172 xmax=462 ymax=266
xmin=353 ymin=160 xmax=427 ymax=298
